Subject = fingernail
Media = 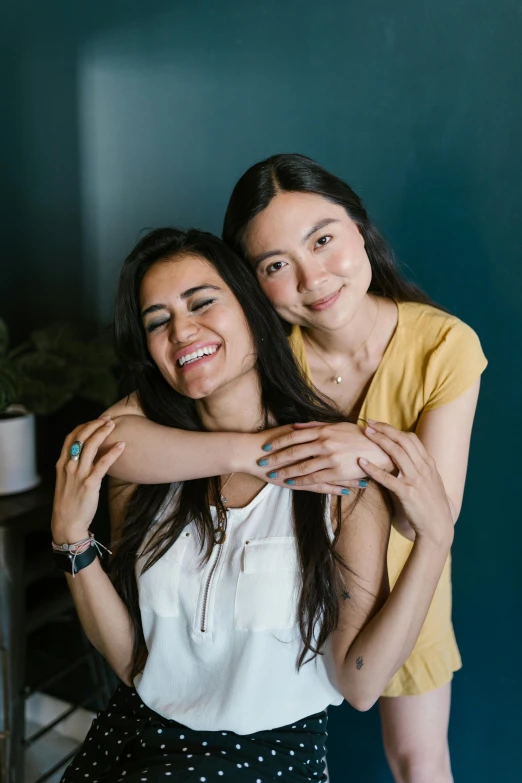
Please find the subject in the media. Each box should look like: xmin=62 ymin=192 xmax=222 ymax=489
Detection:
xmin=365 ymin=426 xmax=375 ymax=435
xmin=258 ymin=458 xmax=269 ymax=467
xmin=268 ymin=471 xmax=278 ymax=479
xmin=117 ymin=441 xmax=125 ymax=449
xmin=367 ymin=419 xmax=377 ymax=424
xmin=285 ymin=479 xmax=295 ymax=485
xmin=341 ymin=488 xmax=351 ymax=495
xmin=262 ymin=443 xmax=272 ymax=452
xmin=359 ymin=457 xmax=369 ymax=465
xmin=358 ymin=479 xmax=368 ymax=488
xmin=104 ymin=419 xmax=114 ymax=426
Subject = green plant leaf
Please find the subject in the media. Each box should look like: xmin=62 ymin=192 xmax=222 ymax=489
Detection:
xmin=0 ymin=320 xmax=119 ymax=416
xmin=18 ymin=376 xmax=75 ymax=415
xmin=79 ymin=369 xmax=119 ymax=407
xmin=81 ymin=339 xmax=116 ymax=368
xmin=0 ymin=319 xmax=9 ymax=357
xmin=30 ymin=323 xmax=77 ymax=354
xmin=14 ymin=350 xmax=66 ymax=372
xmin=0 ymin=358 xmax=21 ymax=413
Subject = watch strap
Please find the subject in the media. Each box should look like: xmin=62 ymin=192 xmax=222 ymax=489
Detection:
xmin=53 ymin=542 xmax=98 ymax=575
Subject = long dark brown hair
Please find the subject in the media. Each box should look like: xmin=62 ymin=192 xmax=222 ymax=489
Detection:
xmin=110 ymin=227 xmax=360 ymax=675
xmin=223 ymin=153 xmax=438 ymax=325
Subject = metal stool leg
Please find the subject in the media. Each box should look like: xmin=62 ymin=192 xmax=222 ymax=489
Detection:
xmin=0 ymin=525 xmax=26 ymax=783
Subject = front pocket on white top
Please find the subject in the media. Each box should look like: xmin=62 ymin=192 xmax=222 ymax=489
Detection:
xmin=234 ymin=537 xmax=300 ymax=631
xmin=137 ymin=532 xmax=190 ymax=617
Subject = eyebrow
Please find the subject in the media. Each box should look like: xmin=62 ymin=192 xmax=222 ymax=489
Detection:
xmin=251 ymin=218 xmax=341 ymax=268
xmin=141 ymin=284 xmax=221 ymax=318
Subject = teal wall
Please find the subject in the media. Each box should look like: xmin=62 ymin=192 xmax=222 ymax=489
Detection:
xmin=2 ymin=1 xmax=521 ymax=780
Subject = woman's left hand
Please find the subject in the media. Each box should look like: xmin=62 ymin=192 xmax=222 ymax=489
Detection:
xmin=257 ymin=421 xmax=394 ymax=489
xmin=359 ymin=421 xmax=454 ymax=546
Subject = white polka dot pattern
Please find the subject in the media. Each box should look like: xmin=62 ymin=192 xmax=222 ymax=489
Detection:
xmin=60 ymin=685 xmax=327 ymax=783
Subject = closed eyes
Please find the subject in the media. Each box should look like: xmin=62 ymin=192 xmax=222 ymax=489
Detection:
xmin=192 ymin=297 xmax=216 ymax=312
xmin=146 ymin=318 xmax=169 ymax=333
xmin=145 ymin=298 xmax=216 ymax=333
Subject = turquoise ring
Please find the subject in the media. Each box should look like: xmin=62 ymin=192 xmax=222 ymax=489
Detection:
xmin=69 ymin=441 xmax=84 ymax=461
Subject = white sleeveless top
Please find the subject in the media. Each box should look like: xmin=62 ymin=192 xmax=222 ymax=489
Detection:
xmin=134 ymin=482 xmax=343 ymax=735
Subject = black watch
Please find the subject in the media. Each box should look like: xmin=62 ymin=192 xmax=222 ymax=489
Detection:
xmin=53 ymin=543 xmax=98 ymax=575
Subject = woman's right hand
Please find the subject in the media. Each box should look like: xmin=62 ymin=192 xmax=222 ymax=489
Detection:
xmin=52 ymin=418 xmax=126 ymax=544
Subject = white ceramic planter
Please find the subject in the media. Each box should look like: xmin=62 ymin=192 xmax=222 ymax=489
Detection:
xmin=0 ymin=406 xmax=41 ymax=495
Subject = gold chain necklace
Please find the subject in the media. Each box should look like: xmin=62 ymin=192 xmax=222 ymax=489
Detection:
xmin=305 ymin=298 xmax=380 ymax=384
xmin=220 ymin=472 xmax=235 ymax=505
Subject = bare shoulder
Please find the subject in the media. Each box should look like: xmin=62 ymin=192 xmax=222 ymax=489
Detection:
xmin=103 ymin=392 xmax=144 ymax=419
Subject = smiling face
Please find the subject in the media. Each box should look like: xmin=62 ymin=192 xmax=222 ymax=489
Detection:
xmin=140 ymin=253 xmax=257 ymax=401
xmin=244 ymin=191 xmax=373 ymax=331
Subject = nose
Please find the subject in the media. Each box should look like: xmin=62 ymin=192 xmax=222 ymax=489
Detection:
xmin=169 ymin=313 xmax=199 ymax=345
xmin=296 ymin=256 xmax=330 ymax=294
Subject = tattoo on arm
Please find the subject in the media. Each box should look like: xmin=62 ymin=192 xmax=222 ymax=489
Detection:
xmin=341 ymin=590 xmax=350 ymax=601
xmin=356 ymin=656 xmax=364 ymax=670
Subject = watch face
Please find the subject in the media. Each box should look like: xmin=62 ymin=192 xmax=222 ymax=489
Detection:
xmin=53 ymin=551 xmax=74 ymax=572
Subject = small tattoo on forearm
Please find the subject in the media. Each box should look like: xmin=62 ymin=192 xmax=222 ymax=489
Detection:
xmin=341 ymin=590 xmax=350 ymax=601
xmin=356 ymin=656 xmax=364 ymax=670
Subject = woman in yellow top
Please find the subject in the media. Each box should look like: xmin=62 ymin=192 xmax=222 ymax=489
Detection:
xmin=102 ymin=155 xmax=486 ymax=783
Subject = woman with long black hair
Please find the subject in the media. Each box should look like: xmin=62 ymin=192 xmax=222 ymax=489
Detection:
xmin=103 ymin=156 xmax=487 ymax=783
xmin=54 ymin=228 xmax=453 ymax=782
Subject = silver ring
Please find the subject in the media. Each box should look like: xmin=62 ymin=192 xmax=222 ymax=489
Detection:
xmin=69 ymin=440 xmax=84 ymax=461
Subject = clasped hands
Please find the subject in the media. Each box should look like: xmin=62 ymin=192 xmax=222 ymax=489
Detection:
xmin=250 ymin=420 xmax=394 ymax=495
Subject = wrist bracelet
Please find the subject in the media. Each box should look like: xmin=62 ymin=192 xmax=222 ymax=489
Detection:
xmin=53 ymin=543 xmax=98 ymax=576
xmin=52 ymin=533 xmax=112 ymax=577
xmin=52 ymin=535 xmax=92 ymax=552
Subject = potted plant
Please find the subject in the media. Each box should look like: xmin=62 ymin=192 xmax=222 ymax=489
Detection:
xmin=0 ymin=319 xmax=118 ymax=495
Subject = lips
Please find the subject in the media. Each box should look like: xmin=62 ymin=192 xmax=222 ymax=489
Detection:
xmin=174 ymin=341 xmax=221 ymax=370
xmin=306 ymin=287 xmax=342 ymax=312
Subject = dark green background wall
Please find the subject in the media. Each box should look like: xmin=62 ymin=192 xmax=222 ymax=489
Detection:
xmin=2 ymin=1 xmax=521 ymax=780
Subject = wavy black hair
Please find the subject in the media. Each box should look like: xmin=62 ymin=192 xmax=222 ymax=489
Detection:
xmin=110 ymin=227 xmax=359 ymax=675
xmin=223 ymin=153 xmax=438 ymax=324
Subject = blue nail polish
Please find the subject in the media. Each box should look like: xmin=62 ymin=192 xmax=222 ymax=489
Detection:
xmin=341 ymin=488 xmax=351 ymax=495
xmin=268 ymin=471 xmax=278 ymax=479
xmin=358 ymin=479 xmax=368 ymax=488
xmin=285 ymin=479 xmax=295 ymax=485
xmin=258 ymin=458 xmax=268 ymax=467
xmin=262 ymin=443 xmax=272 ymax=452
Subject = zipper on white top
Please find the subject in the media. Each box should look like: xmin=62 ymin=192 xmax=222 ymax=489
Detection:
xmin=200 ymin=542 xmax=224 ymax=632
xmin=200 ymin=505 xmax=228 ymax=633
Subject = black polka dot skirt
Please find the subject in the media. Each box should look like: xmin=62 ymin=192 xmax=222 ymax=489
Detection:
xmin=61 ymin=683 xmax=327 ymax=782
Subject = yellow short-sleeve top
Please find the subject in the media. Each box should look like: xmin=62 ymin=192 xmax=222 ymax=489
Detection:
xmin=289 ymin=300 xmax=487 ymax=696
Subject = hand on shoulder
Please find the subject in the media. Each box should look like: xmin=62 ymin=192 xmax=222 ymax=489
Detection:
xmin=360 ymin=421 xmax=454 ymax=549
xmin=103 ymin=391 xmax=144 ymax=419
xmin=52 ymin=418 xmax=126 ymax=544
